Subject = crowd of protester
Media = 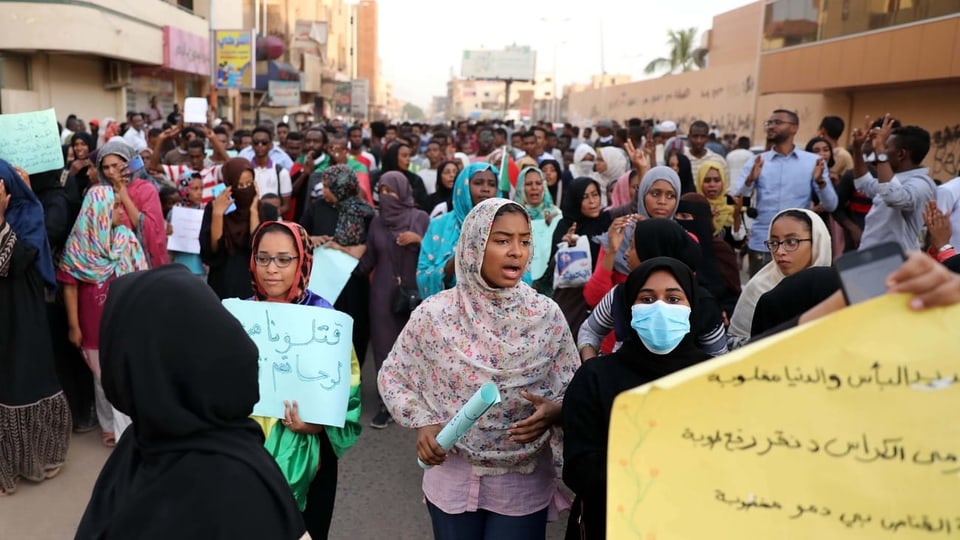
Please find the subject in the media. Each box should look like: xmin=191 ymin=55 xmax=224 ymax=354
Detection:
xmin=1 ymin=105 xmax=959 ymax=539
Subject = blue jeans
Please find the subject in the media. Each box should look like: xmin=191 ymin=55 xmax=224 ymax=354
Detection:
xmin=426 ymin=499 xmax=548 ymax=540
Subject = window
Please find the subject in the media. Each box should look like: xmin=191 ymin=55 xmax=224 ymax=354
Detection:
xmin=763 ymin=0 xmax=960 ymax=51
xmin=0 ymin=53 xmax=31 ymax=90
xmin=177 ymin=0 xmax=194 ymax=11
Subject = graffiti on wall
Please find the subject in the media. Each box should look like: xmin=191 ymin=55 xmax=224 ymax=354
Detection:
xmin=931 ymin=125 xmax=960 ymax=180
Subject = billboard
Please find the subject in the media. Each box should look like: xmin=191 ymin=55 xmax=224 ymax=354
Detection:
xmin=333 ymin=82 xmax=352 ymax=115
xmin=350 ymin=79 xmax=369 ymax=118
xmin=461 ymin=46 xmax=536 ymax=81
xmin=268 ymin=81 xmax=301 ymax=107
xmin=213 ymin=30 xmax=255 ymax=89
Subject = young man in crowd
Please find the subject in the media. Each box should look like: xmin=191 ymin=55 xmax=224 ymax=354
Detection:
xmin=688 ymin=120 xmax=728 ymax=179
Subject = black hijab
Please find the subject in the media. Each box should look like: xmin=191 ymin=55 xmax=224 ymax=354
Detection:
xmin=376 ymin=142 xmax=428 ymax=209
xmin=616 ymin=257 xmax=708 ymax=371
xmin=612 ymin=220 xmax=718 ymax=344
xmin=750 ymin=266 xmax=840 ymax=338
xmin=425 ymin=159 xmax=459 ymax=213
xmin=553 ymin=176 xmax=612 ymax=263
xmin=676 ymin=195 xmax=727 ymax=300
xmin=77 ymin=265 xmax=305 ymax=540
xmin=670 ymin=152 xmax=696 ymax=194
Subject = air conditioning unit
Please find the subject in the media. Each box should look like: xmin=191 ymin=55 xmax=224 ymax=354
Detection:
xmin=104 ymin=61 xmax=130 ymax=89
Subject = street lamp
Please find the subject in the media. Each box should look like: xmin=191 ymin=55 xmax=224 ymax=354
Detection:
xmin=540 ymin=17 xmax=570 ymax=122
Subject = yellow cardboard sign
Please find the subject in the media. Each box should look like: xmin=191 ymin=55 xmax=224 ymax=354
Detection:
xmin=609 ymin=294 xmax=960 ymax=539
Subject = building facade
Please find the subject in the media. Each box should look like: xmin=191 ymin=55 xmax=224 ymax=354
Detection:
xmin=567 ymin=0 xmax=960 ymax=181
xmin=0 ymin=0 xmax=216 ymax=123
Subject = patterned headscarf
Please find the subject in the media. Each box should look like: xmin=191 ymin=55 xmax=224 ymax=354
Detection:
xmin=321 ymin=165 xmax=374 ymax=246
xmin=513 ymin=166 xmax=560 ymax=221
xmin=379 ymin=198 xmax=579 ymax=474
xmin=249 ymin=221 xmax=313 ymax=304
xmin=60 ymin=185 xmax=148 ymax=283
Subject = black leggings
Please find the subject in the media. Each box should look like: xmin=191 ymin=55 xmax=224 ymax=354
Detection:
xmin=302 ymin=431 xmax=339 ymax=540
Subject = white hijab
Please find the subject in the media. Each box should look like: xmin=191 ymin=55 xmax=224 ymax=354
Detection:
xmin=728 ymin=208 xmax=832 ymax=341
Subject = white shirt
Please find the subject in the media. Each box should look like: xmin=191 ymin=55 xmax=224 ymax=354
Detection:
xmin=419 ymin=168 xmax=438 ymax=195
xmin=725 ymin=149 xmax=755 ymax=187
xmin=161 ymin=164 xmax=224 ymax=205
xmin=123 ymin=127 xmax=147 ymax=151
xmin=252 ymin=161 xmax=293 ymax=197
xmin=936 ymin=177 xmax=960 ymax=247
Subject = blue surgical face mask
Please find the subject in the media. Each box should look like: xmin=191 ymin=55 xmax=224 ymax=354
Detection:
xmin=630 ymin=300 xmax=691 ymax=355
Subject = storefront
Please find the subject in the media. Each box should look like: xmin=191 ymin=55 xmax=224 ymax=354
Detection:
xmin=125 ymin=26 xmax=210 ymax=121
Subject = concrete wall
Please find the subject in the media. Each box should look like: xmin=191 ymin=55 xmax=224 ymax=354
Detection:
xmin=567 ymin=62 xmax=758 ymax=136
xmin=708 ymin=1 xmax=764 ymax=68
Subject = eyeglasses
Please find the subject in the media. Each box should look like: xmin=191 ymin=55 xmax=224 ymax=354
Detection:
xmin=252 ymin=139 xmax=271 ymax=146
xmin=254 ymin=254 xmax=298 ymax=268
xmin=764 ymin=120 xmax=797 ymax=127
xmin=763 ymin=238 xmax=812 ymax=252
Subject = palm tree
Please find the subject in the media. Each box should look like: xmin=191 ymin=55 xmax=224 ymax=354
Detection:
xmin=643 ymin=28 xmax=708 ymax=75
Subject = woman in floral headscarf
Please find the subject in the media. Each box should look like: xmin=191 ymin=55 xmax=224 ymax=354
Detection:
xmin=58 ymin=184 xmax=149 ymax=447
xmin=300 ymin=164 xmax=374 ymax=364
xmin=379 ymin=198 xmax=579 ymax=537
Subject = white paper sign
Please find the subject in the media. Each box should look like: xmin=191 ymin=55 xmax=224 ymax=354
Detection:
xmin=308 ymin=246 xmax=359 ymax=304
xmin=183 ymin=97 xmax=208 ymax=124
xmin=166 ymin=206 xmax=204 ymax=254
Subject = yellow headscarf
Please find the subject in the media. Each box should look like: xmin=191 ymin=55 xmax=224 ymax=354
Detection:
xmin=695 ymin=161 xmax=734 ymax=233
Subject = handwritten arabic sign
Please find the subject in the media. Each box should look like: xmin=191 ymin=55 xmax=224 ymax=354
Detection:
xmin=608 ymin=294 xmax=960 ymax=538
xmin=0 ymin=108 xmax=64 ymax=174
xmin=222 ymin=299 xmax=353 ymax=427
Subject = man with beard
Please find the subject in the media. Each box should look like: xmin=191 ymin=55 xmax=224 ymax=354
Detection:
xmin=290 ymin=127 xmax=331 ymax=221
xmin=731 ymin=109 xmax=837 ymax=276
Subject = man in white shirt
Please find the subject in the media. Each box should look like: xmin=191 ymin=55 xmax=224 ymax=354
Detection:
xmin=655 ymin=120 xmax=678 ymax=165
xmin=687 ymin=120 xmax=728 ymax=179
xmin=418 ymin=140 xmax=445 ymax=195
xmin=150 ymin=125 xmax=231 ymax=205
xmin=249 ymin=126 xmax=293 ymax=215
xmin=936 ymin=176 xmax=960 ymax=248
xmin=239 ymin=126 xmax=294 ymax=171
xmin=725 ymin=137 xmax=755 ymax=184
xmin=122 ymin=113 xmax=147 ymax=150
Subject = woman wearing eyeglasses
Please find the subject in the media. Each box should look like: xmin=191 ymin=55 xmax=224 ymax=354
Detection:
xmin=248 ymin=220 xmax=362 ymax=540
xmin=727 ymin=208 xmax=831 ymax=350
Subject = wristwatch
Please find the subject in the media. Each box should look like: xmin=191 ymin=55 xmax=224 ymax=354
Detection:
xmin=875 ymin=153 xmax=889 ymax=163
xmin=938 ymin=244 xmax=954 ymax=253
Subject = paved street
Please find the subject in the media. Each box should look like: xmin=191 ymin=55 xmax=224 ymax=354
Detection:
xmin=0 ymin=358 xmax=568 ymax=539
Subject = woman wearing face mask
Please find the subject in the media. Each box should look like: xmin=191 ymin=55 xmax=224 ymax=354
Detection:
xmin=247 ymin=221 xmax=362 ymax=540
xmin=578 ymin=219 xmax=728 ymax=360
xmin=355 ymin=172 xmax=429 ymax=429
xmin=425 ymin=160 xmax=460 ymax=219
xmin=417 ymin=163 xmax=502 ymax=299
xmin=379 ymin=199 xmax=579 ymax=539
xmin=563 ymin=257 xmax=709 ymax=540
xmin=727 ymin=208 xmax=832 ymax=350
xmin=200 ymin=157 xmax=277 ymax=300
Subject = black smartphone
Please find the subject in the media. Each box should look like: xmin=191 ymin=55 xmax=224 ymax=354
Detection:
xmin=834 ymin=242 xmax=906 ymax=305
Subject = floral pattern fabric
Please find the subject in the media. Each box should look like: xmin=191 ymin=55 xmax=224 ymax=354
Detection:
xmin=379 ymin=198 xmax=579 ymax=475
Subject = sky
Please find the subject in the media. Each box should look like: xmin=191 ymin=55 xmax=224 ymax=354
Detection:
xmin=378 ymin=0 xmax=756 ymax=110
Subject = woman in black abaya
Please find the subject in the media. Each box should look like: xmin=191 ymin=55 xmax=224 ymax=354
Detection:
xmin=76 ymin=265 xmax=306 ymax=539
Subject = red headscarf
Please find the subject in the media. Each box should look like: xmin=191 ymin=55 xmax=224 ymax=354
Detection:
xmin=249 ymin=221 xmax=314 ymax=303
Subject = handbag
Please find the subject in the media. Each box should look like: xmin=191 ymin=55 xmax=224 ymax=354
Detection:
xmin=387 ymin=245 xmax=421 ymax=315
xmin=391 ymin=277 xmax=422 ymax=315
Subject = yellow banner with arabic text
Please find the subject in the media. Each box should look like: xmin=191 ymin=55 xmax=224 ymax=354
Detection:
xmin=609 ymin=294 xmax=960 ymax=539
